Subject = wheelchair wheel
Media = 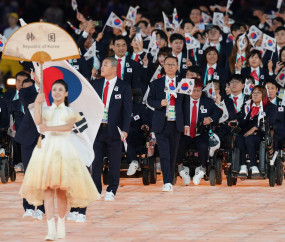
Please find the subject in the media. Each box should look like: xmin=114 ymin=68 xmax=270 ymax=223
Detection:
xmin=149 ymin=157 xmax=157 ymax=184
xmin=209 ymin=169 xmax=216 ymax=186
xmin=275 ymin=157 xmax=283 ymax=186
xmin=269 ymin=167 xmax=275 ymax=187
xmin=232 ymin=178 xmax=237 ymax=185
xmin=142 ymin=168 xmax=150 ymax=185
xmin=102 ymin=167 xmax=109 ymax=185
xmin=172 ymin=170 xmax=177 ymax=185
xmin=0 ymin=159 xmax=9 ymax=184
xmin=215 ymin=158 xmax=223 ymax=185
xmin=9 ymin=169 xmax=16 ymax=182
xmin=227 ymin=167 xmax=233 ymax=186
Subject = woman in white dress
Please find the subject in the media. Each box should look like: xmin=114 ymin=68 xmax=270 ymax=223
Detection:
xmin=19 ymin=79 xmax=100 ymax=241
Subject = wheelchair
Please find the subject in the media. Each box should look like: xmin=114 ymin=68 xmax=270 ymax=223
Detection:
xmin=0 ymin=127 xmax=16 ymax=184
xmin=102 ymin=88 xmax=157 ymax=186
xmin=226 ymin=118 xmax=283 ymax=187
xmin=174 ymin=124 xmax=223 ymax=186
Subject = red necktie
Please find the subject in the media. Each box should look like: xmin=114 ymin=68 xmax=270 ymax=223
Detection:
xmin=250 ymin=70 xmax=259 ymax=83
xmin=134 ymin=54 xmax=139 ymax=62
xmin=213 ymin=46 xmax=216 ymax=48
xmin=250 ymin=106 xmax=259 ymax=119
xmin=103 ymin=81 xmax=109 ymax=107
xmin=190 ymin=49 xmax=194 ymax=58
xmin=170 ymin=80 xmax=175 ymax=105
xmin=190 ymin=101 xmax=198 ymax=138
xmin=233 ymin=96 xmax=238 ymax=114
xmin=207 ymin=67 xmax=214 ymax=76
xmin=117 ymin=59 xmax=122 ymax=79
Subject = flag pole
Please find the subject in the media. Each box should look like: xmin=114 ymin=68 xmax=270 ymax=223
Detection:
xmin=270 ymin=51 xmax=274 ymax=60
xmin=102 ymin=24 xmax=107 ymax=33
xmin=37 ymin=62 xmax=44 ymax=149
xmin=187 ymin=49 xmax=189 ymax=60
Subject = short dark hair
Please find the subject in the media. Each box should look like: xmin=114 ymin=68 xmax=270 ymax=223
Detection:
xmin=265 ymin=77 xmax=280 ymax=89
xmin=22 ymin=78 xmax=35 ymax=86
xmin=245 ymin=75 xmax=255 ymax=85
xmin=136 ymin=20 xmax=148 ymax=28
xmin=229 ymin=74 xmax=245 ymax=84
xmin=211 ymin=25 xmax=222 ymax=34
xmin=164 ymin=56 xmax=178 ymax=64
xmin=157 ymin=47 xmax=172 ymax=57
xmin=230 ymin=22 xmax=246 ymax=33
xmin=113 ymin=35 xmax=127 ymax=45
xmin=202 ymin=47 xmax=220 ymax=65
xmin=187 ymin=65 xmax=202 ymax=77
xmin=193 ymin=32 xmax=203 ymax=39
xmin=170 ymin=33 xmax=184 ymax=43
xmin=156 ymin=30 xmax=168 ymax=43
xmin=273 ymin=17 xmax=285 ymax=26
xmin=190 ymin=8 xmax=202 ymax=15
xmin=275 ymin=26 xmax=285 ymax=34
xmin=15 ymin=71 xmax=30 ymax=80
xmin=247 ymin=49 xmax=262 ymax=60
xmin=181 ymin=18 xmax=194 ymax=29
xmin=150 ymin=18 xmax=164 ymax=27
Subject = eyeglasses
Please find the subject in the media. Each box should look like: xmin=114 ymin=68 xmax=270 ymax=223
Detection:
xmin=252 ymin=91 xmax=262 ymax=95
xmin=164 ymin=64 xmax=177 ymax=68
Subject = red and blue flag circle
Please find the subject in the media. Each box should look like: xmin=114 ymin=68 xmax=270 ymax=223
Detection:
xmin=114 ymin=19 xmax=121 ymax=26
xmin=43 ymin=66 xmax=82 ymax=106
xmin=209 ymin=88 xmax=213 ymax=95
xmin=200 ymin=18 xmax=204 ymax=23
xmin=169 ymin=82 xmax=175 ymax=90
xmin=175 ymin=15 xmax=178 ymax=21
xmin=268 ymin=40 xmax=273 ymax=46
xmin=249 ymin=84 xmax=254 ymax=91
xmin=227 ymin=35 xmax=233 ymax=42
xmin=0 ymin=41 xmax=3 ymax=47
xmin=280 ymin=73 xmax=285 ymax=80
xmin=131 ymin=11 xmax=135 ymax=18
xmin=181 ymin=83 xmax=189 ymax=91
xmin=157 ymin=74 xmax=162 ymax=79
xmin=251 ymin=33 xmax=257 ymax=39
xmin=185 ymin=37 xmax=191 ymax=44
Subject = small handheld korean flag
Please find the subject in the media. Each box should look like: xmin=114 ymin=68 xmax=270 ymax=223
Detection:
xmin=216 ymin=100 xmax=229 ymax=123
xmin=262 ymin=33 xmax=276 ymax=52
xmin=201 ymin=12 xmax=211 ymax=23
xmin=227 ymin=0 xmax=234 ymax=10
xmin=67 ymin=21 xmax=81 ymax=34
xmin=164 ymin=79 xmax=177 ymax=98
xmin=258 ymin=101 xmax=265 ymax=127
xmin=276 ymin=68 xmax=285 ymax=87
xmin=118 ymin=126 xmax=128 ymax=152
xmin=172 ymin=8 xmax=179 ymax=29
xmin=243 ymin=79 xmax=254 ymax=95
xmin=126 ymin=6 xmax=137 ymax=25
xmin=254 ymin=45 xmax=266 ymax=57
xmin=227 ymin=34 xmax=234 ymax=43
xmin=71 ymin=0 xmax=78 ymax=11
xmin=247 ymin=25 xmax=262 ymax=46
xmin=176 ymin=79 xmax=194 ymax=95
xmin=185 ymin=34 xmax=200 ymax=50
xmin=277 ymin=0 xmax=283 ymax=10
xmin=202 ymin=82 xmax=216 ymax=100
xmin=0 ymin=34 xmax=7 ymax=52
xmin=238 ymin=33 xmax=246 ymax=50
xmin=213 ymin=12 xmax=224 ymax=28
xmin=104 ymin=12 xmax=123 ymax=30
xmin=84 ymin=42 xmax=96 ymax=60
xmin=244 ymin=99 xmax=252 ymax=118
xmin=162 ymin=12 xmax=174 ymax=30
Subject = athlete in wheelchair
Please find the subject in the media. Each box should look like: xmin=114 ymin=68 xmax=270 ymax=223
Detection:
xmin=227 ymin=85 xmax=283 ymax=187
xmin=102 ymin=88 xmax=156 ymax=185
xmin=175 ymin=78 xmax=223 ymax=186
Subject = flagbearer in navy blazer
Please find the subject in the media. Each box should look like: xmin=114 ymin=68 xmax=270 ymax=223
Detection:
xmin=266 ymin=78 xmax=285 ymax=151
xmin=201 ymin=47 xmax=227 ymax=87
xmin=240 ymin=50 xmax=273 ymax=85
xmin=148 ymin=56 xmax=188 ymax=192
xmin=176 ymin=78 xmax=223 ymax=186
xmin=92 ymin=57 xmax=132 ymax=202
xmin=14 ymin=73 xmax=45 ymax=220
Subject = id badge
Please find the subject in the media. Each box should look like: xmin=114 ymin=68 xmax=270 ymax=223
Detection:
xmin=102 ymin=107 xmax=108 ymax=123
xmin=167 ymin=105 xmax=176 ymax=121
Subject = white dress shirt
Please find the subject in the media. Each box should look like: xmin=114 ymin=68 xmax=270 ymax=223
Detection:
xmin=13 ymin=90 xmax=19 ymax=100
xmin=210 ymin=42 xmax=220 ymax=50
xmin=114 ymin=55 xmax=126 ymax=79
xmin=172 ymin=52 xmax=182 ymax=71
xmin=270 ymin=97 xmax=277 ymax=105
xmin=131 ymin=51 xmax=143 ymax=60
xmin=230 ymin=92 xmax=244 ymax=112
xmin=35 ymin=84 xmax=40 ymax=92
xmin=103 ymin=77 xmax=117 ymax=109
xmin=207 ymin=63 xmax=217 ymax=81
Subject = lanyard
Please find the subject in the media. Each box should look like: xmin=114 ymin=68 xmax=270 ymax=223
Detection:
xmin=193 ymin=49 xmax=197 ymax=65
xmin=232 ymin=94 xmax=244 ymax=113
xmin=69 ymin=59 xmax=73 ymax=66
xmin=165 ymin=76 xmax=170 ymax=102
xmin=121 ymin=58 xmax=125 ymax=80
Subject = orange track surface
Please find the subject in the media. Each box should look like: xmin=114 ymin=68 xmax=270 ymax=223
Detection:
xmin=1 ymin=173 xmax=285 ymax=241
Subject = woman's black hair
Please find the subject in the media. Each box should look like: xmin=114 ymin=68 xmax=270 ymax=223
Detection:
xmin=52 ymin=79 xmax=69 ymax=106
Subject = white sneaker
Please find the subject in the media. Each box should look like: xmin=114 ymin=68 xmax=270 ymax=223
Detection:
xmin=179 ymin=166 xmax=191 ymax=185
xmin=195 ymin=166 xmax=202 ymax=176
xmin=162 ymin=183 xmax=173 ymax=192
xmin=75 ymin=213 xmax=86 ymax=223
xmin=127 ymin=161 xmax=139 ymax=176
xmin=156 ymin=161 xmax=161 ymax=173
xmin=239 ymin=165 xmax=248 ymax=176
xmin=251 ymin=166 xmax=260 ymax=174
xmin=23 ymin=209 xmax=35 ymax=219
xmin=15 ymin=163 xmax=24 ymax=171
xmin=193 ymin=170 xmax=205 ymax=185
xmin=67 ymin=211 xmax=78 ymax=221
xmin=35 ymin=209 xmax=44 ymax=220
xmin=104 ymin=191 xmax=115 ymax=201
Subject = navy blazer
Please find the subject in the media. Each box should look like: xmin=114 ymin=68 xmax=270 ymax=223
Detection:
xmin=262 ymin=46 xmax=279 ymax=71
xmin=14 ymin=85 xmax=39 ymax=146
xmin=0 ymin=97 xmax=9 ymax=131
xmin=92 ymin=77 xmax=132 ymax=139
xmin=201 ymin=64 xmax=228 ymax=88
xmin=177 ymin=52 xmax=190 ymax=79
xmin=219 ymin=42 xmax=233 ymax=68
xmin=241 ymin=67 xmax=270 ymax=85
xmin=218 ymin=95 xmax=236 ymax=133
xmin=184 ymin=95 xmax=223 ymax=137
xmin=147 ymin=76 xmax=187 ymax=133
xmin=273 ymin=97 xmax=285 ymax=137
xmin=238 ymin=102 xmax=277 ymax=136
xmin=227 ymin=94 xmax=250 ymax=120
xmin=10 ymin=99 xmax=24 ymax=131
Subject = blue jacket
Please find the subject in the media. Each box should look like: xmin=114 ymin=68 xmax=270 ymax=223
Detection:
xmin=273 ymin=97 xmax=285 ymax=137
xmin=92 ymin=77 xmax=132 ymax=139
xmin=147 ymin=76 xmax=188 ymax=133
xmin=241 ymin=66 xmax=270 ymax=85
xmin=201 ymin=64 xmax=228 ymax=88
